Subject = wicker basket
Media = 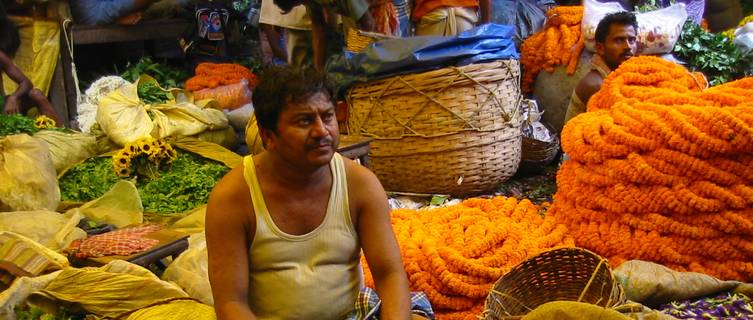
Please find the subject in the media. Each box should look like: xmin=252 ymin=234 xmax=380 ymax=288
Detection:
xmin=347 ymin=60 xmax=522 ymax=195
xmin=483 ymin=247 xmax=626 ymax=320
xmin=518 ymin=128 xmax=559 ymax=174
xmin=346 ymin=29 xmax=396 ymax=53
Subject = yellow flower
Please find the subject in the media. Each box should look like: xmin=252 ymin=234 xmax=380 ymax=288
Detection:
xmin=34 ymin=115 xmax=56 ymax=129
xmin=116 ymin=167 xmax=131 ymax=177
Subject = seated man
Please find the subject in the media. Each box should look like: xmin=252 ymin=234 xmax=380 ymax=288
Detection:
xmin=0 ymin=18 xmax=61 ymax=125
xmin=206 ymin=65 xmax=430 ymax=319
xmin=563 ymin=11 xmax=637 ymax=124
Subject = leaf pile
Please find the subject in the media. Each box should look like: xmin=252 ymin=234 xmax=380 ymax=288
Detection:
xmin=673 ymin=20 xmax=753 ymax=85
xmin=60 ymin=151 xmax=229 ymax=214
xmin=0 ymin=114 xmax=38 ymax=137
xmin=14 ymin=305 xmax=85 ymax=320
xmin=120 ymin=57 xmax=191 ymax=89
xmin=137 ymin=82 xmax=171 ymax=104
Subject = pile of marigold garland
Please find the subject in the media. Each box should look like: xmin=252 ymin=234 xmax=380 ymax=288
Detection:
xmin=363 ymin=197 xmax=573 ymax=320
xmin=551 ymin=56 xmax=753 ymax=281
xmin=520 ymin=6 xmax=584 ymax=93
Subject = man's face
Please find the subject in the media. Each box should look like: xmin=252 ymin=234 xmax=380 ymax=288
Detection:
xmin=596 ymin=24 xmax=637 ymax=70
xmin=263 ymin=91 xmax=339 ymax=169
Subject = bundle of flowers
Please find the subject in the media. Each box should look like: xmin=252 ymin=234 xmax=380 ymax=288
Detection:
xmin=552 ymin=56 xmax=753 ymax=281
xmin=184 ymin=63 xmax=258 ymax=92
xmin=363 ymin=196 xmax=574 ymax=320
xmin=520 ymin=6 xmax=584 ymax=93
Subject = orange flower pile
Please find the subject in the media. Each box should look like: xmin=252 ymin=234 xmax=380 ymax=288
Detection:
xmin=552 ymin=56 xmax=753 ymax=281
xmin=185 ymin=63 xmax=258 ymax=91
xmin=362 ymin=197 xmax=574 ymax=320
xmin=520 ymin=6 xmax=584 ymax=93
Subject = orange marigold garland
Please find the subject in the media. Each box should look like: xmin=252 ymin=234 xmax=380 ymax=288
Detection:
xmin=521 ymin=6 xmax=584 ymax=93
xmin=553 ymin=56 xmax=753 ymax=282
xmin=362 ymin=196 xmax=574 ymax=319
xmin=185 ymin=63 xmax=258 ymax=91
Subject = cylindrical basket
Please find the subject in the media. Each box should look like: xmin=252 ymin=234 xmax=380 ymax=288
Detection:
xmin=483 ymin=247 xmax=626 ymax=320
xmin=347 ymin=60 xmax=523 ymax=196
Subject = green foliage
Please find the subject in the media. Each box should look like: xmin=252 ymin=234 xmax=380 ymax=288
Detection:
xmin=120 ymin=57 xmax=191 ymax=89
xmin=14 ymin=305 xmax=85 ymax=320
xmin=673 ymin=20 xmax=753 ymax=86
xmin=137 ymin=82 xmax=171 ymax=104
xmin=0 ymin=114 xmax=38 ymax=137
xmin=59 ymin=151 xmax=229 ymax=214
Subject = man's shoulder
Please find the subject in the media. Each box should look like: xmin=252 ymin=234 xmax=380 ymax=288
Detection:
xmin=210 ymin=164 xmax=250 ymax=203
xmin=575 ymin=70 xmax=604 ymax=102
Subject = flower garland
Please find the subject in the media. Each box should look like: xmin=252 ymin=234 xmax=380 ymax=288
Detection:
xmin=185 ymin=63 xmax=258 ymax=92
xmin=520 ymin=6 xmax=584 ymax=93
xmin=34 ymin=115 xmax=56 ymax=129
xmin=553 ymin=56 xmax=753 ymax=282
xmin=112 ymin=137 xmax=177 ymax=178
xmin=361 ymin=196 xmax=573 ymax=319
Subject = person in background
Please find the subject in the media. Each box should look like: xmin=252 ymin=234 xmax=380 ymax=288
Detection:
xmin=704 ymin=0 xmax=742 ymax=32
xmin=274 ymin=0 xmax=399 ymax=72
xmin=563 ymin=11 xmax=637 ymax=124
xmin=70 ymin=0 xmax=189 ymax=25
xmin=259 ymin=0 xmax=313 ymax=66
xmin=206 ymin=65 xmax=433 ymax=320
xmin=412 ymin=0 xmax=490 ymax=36
xmin=0 ymin=11 xmax=61 ymax=125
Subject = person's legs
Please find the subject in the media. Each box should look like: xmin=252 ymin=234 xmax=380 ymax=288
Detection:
xmin=414 ymin=6 xmax=477 ymax=36
xmin=286 ymin=28 xmax=312 ymax=67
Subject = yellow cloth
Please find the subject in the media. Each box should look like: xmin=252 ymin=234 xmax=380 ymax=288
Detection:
xmin=522 ymin=301 xmax=631 ymax=320
xmin=414 ymin=6 xmax=478 ymax=36
xmin=242 ymin=153 xmax=362 ymax=319
xmin=2 ymin=17 xmax=59 ymax=96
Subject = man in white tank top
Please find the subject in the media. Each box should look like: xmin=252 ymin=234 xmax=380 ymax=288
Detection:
xmin=206 ymin=65 xmax=415 ymax=319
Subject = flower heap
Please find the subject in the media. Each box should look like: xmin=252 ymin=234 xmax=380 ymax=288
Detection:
xmin=185 ymin=63 xmax=258 ymax=92
xmin=552 ymin=56 xmax=753 ymax=281
xmin=520 ymin=6 xmax=584 ymax=93
xmin=34 ymin=115 xmax=56 ymax=129
xmin=362 ymin=196 xmax=573 ymax=320
xmin=112 ymin=137 xmax=178 ymax=178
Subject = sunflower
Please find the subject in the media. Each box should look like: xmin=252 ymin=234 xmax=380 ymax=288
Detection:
xmin=116 ymin=167 xmax=131 ymax=177
xmin=34 ymin=115 xmax=56 ymax=129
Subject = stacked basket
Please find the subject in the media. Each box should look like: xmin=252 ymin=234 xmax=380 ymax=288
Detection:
xmin=347 ymin=60 xmax=523 ymax=195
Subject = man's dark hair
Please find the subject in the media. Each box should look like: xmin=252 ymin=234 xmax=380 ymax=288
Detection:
xmin=253 ymin=65 xmax=333 ymax=133
xmin=595 ymin=11 xmax=638 ymax=43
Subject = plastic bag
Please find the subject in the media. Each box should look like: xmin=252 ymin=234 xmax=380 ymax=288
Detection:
xmin=171 ymin=136 xmax=243 ymax=168
xmin=193 ymin=79 xmax=252 ymax=110
xmin=613 ymin=260 xmax=743 ymax=307
xmin=582 ymin=0 xmax=687 ymax=54
xmin=27 ymin=260 xmax=188 ymax=318
xmin=0 ymin=134 xmax=60 ymax=212
xmin=522 ymin=301 xmax=631 ymax=320
xmin=66 ymin=180 xmax=143 ymax=228
xmin=195 ymin=126 xmax=239 ymax=151
xmin=0 ymin=271 xmax=62 ymax=320
xmin=0 ymin=210 xmax=86 ymax=252
xmin=33 ymin=130 xmax=97 ymax=174
xmin=77 ymin=76 xmax=131 ymax=133
xmin=161 ymin=232 xmax=212 ymax=305
xmin=492 ymin=0 xmax=547 ymax=45
xmin=127 ymin=299 xmax=216 ymax=320
xmin=96 ymin=75 xmax=229 ymax=146
xmin=0 ymin=231 xmax=69 ymax=281
xmin=225 ymin=102 xmax=254 ymax=132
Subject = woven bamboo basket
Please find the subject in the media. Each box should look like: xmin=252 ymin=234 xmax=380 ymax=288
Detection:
xmin=346 ymin=29 xmax=396 ymax=53
xmin=347 ymin=60 xmax=523 ymax=195
xmin=518 ymin=127 xmax=559 ymax=174
xmin=483 ymin=247 xmax=626 ymax=320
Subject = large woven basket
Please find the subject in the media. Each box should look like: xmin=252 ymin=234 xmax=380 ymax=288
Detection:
xmin=347 ymin=60 xmax=523 ymax=195
xmin=483 ymin=247 xmax=626 ymax=320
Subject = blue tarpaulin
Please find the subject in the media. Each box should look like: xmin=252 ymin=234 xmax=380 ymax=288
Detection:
xmin=327 ymin=24 xmax=520 ymax=96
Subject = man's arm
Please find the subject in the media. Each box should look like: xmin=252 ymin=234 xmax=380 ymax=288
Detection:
xmin=478 ymin=0 xmax=491 ymax=24
xmin=307 ymin=2 xmax=327 ymax=72
xmin=0 ymin=51 xmax=31 ymax=114
xmin=348 ymin=161 xmax=411 ymax=320
xmin=574 ymin=70 xmax=604 ymax=107
xmin=206 ymin=166 xmax=257 ymax=320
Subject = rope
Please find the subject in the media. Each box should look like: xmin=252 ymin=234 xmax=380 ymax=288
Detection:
xmin=577 ymin=258 xmax=606 ymax=303
xmin=61 ymin=18 xmax=82 ymax=105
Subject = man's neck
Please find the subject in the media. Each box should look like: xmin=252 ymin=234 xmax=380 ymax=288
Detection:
xmin=261 ymin=152 xmax=330 ymax=189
